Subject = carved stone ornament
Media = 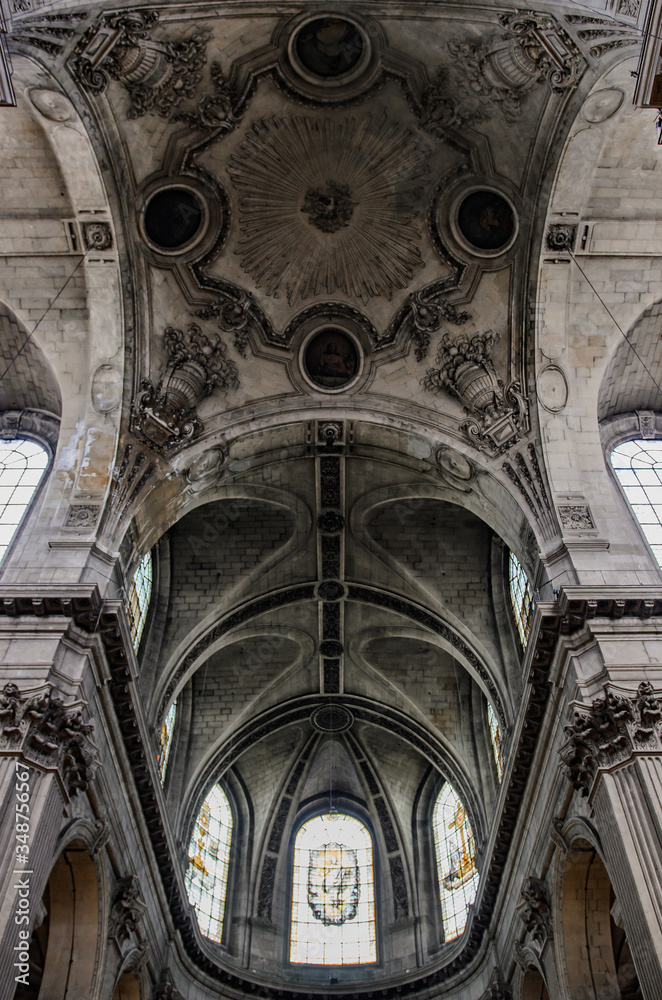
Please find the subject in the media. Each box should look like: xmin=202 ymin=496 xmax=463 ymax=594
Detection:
xmin=378 ymin=290 xmax=471 ymax=362
xmin=82 ymin=221 xmax=113 ymax=251
xmin=131 ymin=323 xmax=238 ymax=453
xmin=447 ymin=11 xmax=586 ymax=125
xmin=109 ymin=875 xmax=146 ymax=944
xmin=173 ymin=60 xmax=239 ymax=133
xmin=65 ymin=504 xmax=101 ymax=529
xmin=0 ymin=683 xmax=98 ymax=796
xmin=69 ymin=11 xmax=209 ymax=119
xmin=519 ymin=876 xmax=553 ymax=943
xmin=559 ymin=682 xmax=662 ymax=795
xmin=557 ymin=504 xmax=595 ymax=530
xmin=227 ymin=114 xmax=429 ymax=304
xmin=153 ymin=970 xmax=183 ymax=1000
xmin=564 ymin=15 xmax=640 ymax=59
xmin=184 ymin=445 xmax=227 ymax=494
xmin=480 ymin=975 xmax=513 ymax=1000
xmin=423 ymin=330 xmax=528 ymax=455
xmin=545 ymin=223 xmax=576 ymax=252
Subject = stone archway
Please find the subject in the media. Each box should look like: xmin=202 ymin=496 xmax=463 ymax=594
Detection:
xmin=521 ymin=967 xmax=549 ymax=1000
xmin=113 ymin=970 xmax=142 ymax=1000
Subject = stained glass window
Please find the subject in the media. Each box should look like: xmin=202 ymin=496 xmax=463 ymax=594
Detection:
xmin=127 ymin=551 xmax=152 ymax=650
xmin=509 ymin=551 xmax=533 ymax=647
xmin=433 ymin=782 xmax=479 ymax=942
xmin=157 ymin=699 xmax=177 ymax=784
xmin=185 ymin=784 xmax=233 ymax=943
xmin=290 ymin=813 xmax=376 ymax=966
xmin=611 ymin=440 xmax=662 ymax=571
xmin=0 ymin=439 xmax=48 ymax=564
xmin=487 ymin=703 xmax=504 ymax=782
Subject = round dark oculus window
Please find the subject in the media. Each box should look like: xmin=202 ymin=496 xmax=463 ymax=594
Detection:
xmin=303 ymin=328 xmax=359 ymax=390
xmin=143 ymin=188 xmax=203 ymax=250
xmin=293 ymin=17 xmax=365 ymax=78
xmin=456 ymin=190 xmax=515 ymax=252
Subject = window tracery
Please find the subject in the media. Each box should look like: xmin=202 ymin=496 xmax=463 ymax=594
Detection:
xmin=611 ymin=439 xmax=662 ymax=571
xmin=508 ymin=551 xmax=533 ymax=646
xmin=290 ymin=813 xmax=376 ymax=966
xmin=432 ymin=783 xmax=479 ymax=942
xmin=0 ymin=438 xmax=48 ymax=563
xmin=185 ymin=784 xmax=233 ymax=944
xmin=157 ymin=699 xmax=177 ymax=783
xmin=487 ymin=703 xmax=504 ymax=781
xmin=127 ymin=551 xmax=152 ymax=650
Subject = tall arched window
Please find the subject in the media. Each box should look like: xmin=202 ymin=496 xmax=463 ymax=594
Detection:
xmin=611 ymin=439 xmax=662 ymax=570
xmin=487 ymin=703 xmax=504 ymax=782
xmin=185 ymin=784 xmax=233 ymax=943
xmin=433 ymin=782 xmax=479 ymax=942
xmin=0 ymin=438 xmax=48 ymax=563
xmin=508 ymin=551 xmax=533 ymax=647
xmin=127 ymin=551 xmax=152 ymax=650
xmin=157 ymin=699 xmax=177 ymax=784
xmin=290 ymin=813 xmax=376 ymax=966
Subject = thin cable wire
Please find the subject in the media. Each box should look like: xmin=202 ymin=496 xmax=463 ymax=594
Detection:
xmin=568 ymin=249 xmax=662 ymax=401
xmin=0 ymin=251 xmax=88 ymax=383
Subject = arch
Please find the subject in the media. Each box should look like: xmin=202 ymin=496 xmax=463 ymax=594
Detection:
xmin=432 ymin=782 xmax=479 ymax=942
xmin=598 ymin=298 xmax=662 ymax=422
xmin=289 ymin=812 xmax=377 ymax=966
xmin=560 ymin=839 xmax=642 ymax=1000
xmin=185 ymin=783 xmax=233 ymax=943
xmin=15 ymin=842 xmax=101 ymax=1000
xmin=113 ymin=970 xmax=142 ymax=1000
xmin=610 ymin=438 xmax=662 ymax=571
xmin=0 ymin=301 xmax=62 ymax=419
xmin=0 ymin=438 xmax=49 ymax=564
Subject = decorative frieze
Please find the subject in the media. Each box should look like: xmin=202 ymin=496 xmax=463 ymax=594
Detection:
xmin=0 ymin=683 xmax=98 ymax=796
xmin=423 ymin=329 xmax=528 ymax=455
xmin=131 ymin=323 xmax=238 ymax=453
xmin=560 ymin=682 xmax=662 ymax=795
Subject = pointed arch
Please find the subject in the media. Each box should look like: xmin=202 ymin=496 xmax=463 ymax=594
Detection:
xmin=0 ymin=438 xmax=49 ymax=564
xmin=611 ymin=439 xmax=662 ymax=571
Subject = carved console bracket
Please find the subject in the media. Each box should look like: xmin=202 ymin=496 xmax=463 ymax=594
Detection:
xmin=559 ymin=681 xmax=662 ymax=795
xmin=519 ymin=876 xmax=553 ymax=944
xmin=0 ymin=682 xmax=98 ymax=797
xmin=109 ymin=874 xmax=146 ymax=946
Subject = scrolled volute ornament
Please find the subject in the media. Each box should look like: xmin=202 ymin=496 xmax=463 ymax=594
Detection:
xmin=519 ymin=876 xmax=553 ymax=943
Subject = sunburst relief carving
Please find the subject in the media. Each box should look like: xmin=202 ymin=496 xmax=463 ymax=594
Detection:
xmin=227 ymin=114 xmax=429 ymax=304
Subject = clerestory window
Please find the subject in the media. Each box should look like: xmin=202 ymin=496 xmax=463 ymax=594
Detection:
xmin=611 ymin=439 xmax=662 ymax=571
xmin=487 ymin=703 xmax=504 ymax=782
xmin=157 ymin=699 xmax=177 ymax=784
xmin=185 ymin=784 xmax=233 ymax=943
xmin=0 ymin=438 xmax=49 ymax=564
xmin=127 ymin=550 xmax=152 ymax=650
xmin=290 ymin=812 xmax=377 ymax=966
xmin=432 ymin=782 xmax=479 ymax=942
xmin=508 ymin=551 xmax=533 ymax=647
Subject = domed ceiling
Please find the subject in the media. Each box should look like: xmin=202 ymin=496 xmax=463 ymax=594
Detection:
xmin=4 ymin=0 xmax=645 ymax=996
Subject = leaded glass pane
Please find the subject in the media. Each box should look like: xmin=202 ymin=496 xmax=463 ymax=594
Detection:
xmin=127 ymin=551 xmax=152 ymax=650
xmin=487 ymin=703 xmax=504 ymax=782
xmin=0 ymin=439 xmax=48 ymax=563
xmin=611 ymin=440 xmax=662 ymax=570
xmin=157 ymin=700 xmax=177 ymax=783
xmin=290 ymin=813 xmax=376 ymax=966
xmin=433 ymin=783 xmax=479 ymax=942
xmin=508 ymin=551 xmax=533 ymax=647
xmin=185 ymin=784 xmax=233 ymax=943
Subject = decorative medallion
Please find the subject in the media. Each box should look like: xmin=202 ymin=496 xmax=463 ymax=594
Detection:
xmin=143 ymin=188 xmax=204 ymax=251
xmin=289 ymin=15 xmax=369 ymax=84
xmin=303 ymin=328 xmax=360 ymax=390
xmin=28 ymin=88 xmax=74 ymax=122
xmin=582 ymin=87 xmax=625 ymax=123
xmin=311 ymin=705 xmax=353 ymax=732
xmin=456 ymin=191 xmax=516 ymax=254
xmin=227 ymin=115 xmax=429 ymax=304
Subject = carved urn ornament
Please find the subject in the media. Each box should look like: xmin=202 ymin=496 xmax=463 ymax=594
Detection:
xmin=131 ymin=323 xmax=238 ymax=453
xmin=423 ymin=330 xmax=528 ymax=454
